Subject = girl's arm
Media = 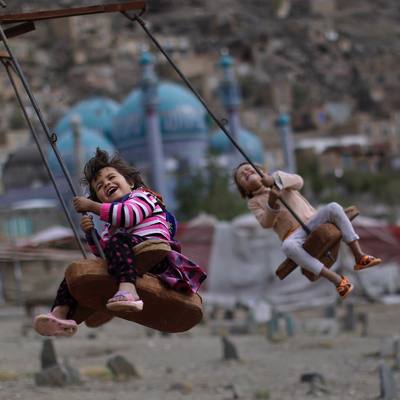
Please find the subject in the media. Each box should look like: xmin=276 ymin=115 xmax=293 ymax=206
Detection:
xmin=248 ymin=194 xmax=280 ymax=229
xmin=273 ymin=171 xmax=304 ymax=191
xmin=99 ymin=192 xmax=156 ymax=228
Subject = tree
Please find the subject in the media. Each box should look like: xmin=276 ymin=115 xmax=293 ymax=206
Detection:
xmin=175 ymin=154 xmax=247 ymax=221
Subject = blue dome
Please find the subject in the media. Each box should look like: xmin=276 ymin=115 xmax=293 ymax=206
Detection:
xmin=111 ymin=81 xmax=208 ymax=148
xmin=209 ymin=128 xmax=265 ymax=164
xmin=55 ymin=97 xmax=120 ymax=141
xmin=48 ymin=127 xmax=116 ymax=176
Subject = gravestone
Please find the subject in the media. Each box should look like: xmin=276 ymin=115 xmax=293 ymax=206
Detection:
xmin=221 ymin=336 xmax=240 ymax=361
xmin=379 ymin=361 xmax=397 ymax=400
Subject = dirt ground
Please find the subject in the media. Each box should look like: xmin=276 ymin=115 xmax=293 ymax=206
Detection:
xmin=0 ymin=302 xmax=399 ymax=400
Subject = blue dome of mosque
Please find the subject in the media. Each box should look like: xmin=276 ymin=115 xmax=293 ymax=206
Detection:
xmin=55 ymin=97 xmax=120 ymax=141
xmin=111 ymin=81 xmax=208 ymax=148
xmin=210 ymin=128 xmax=265 ymax=164
xmin=48 ymin=127 xmax=116 ymax=176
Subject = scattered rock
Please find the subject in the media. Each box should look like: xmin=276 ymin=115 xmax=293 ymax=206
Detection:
xmin=168 ymin=381 xmax=193 ymax=394
xmin=106 ymin=355 xmax=140 ymax=381
xmin=35 ymin=364 xmax=81 ymax=387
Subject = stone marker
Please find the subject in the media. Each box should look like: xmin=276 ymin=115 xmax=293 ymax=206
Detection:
xmin=323 ymin=304 xmax=336 ymax=319
xmin=35 ymin=339 xmax=82 ymax=387
xmin=221 ymin=336 xmax=240 ymax=361
xmin=379 ymin=361 xmax=397 ymax=400
xmin=35 ymin=365 xmax=69 ymax=387
xmin=393 ymin=337 xmax=400 ymax=370
xmin=106 ymin=355 xmax=140 ymax=380
xmin=358 ymin=312 xmax=368 ymax=337
xmin=41 ymin=338 xmax=58 ymax=370
xmin=343 ymin=303 xmax=355 ymax=331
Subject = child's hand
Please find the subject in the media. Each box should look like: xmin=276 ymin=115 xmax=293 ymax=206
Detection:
xmin=261 ymin=174 xmax=274 ymax=188
xmin=80 ymin=215 xmax=94 ymax=233
xmin=268 ymin=188 xmax=280 ymax=209
xmin=73 ymin=196 xmax=99 ymax=214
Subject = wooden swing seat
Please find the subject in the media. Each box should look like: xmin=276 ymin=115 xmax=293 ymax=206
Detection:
xmin=65 ymin=258 xmax=203 ymax=333
xmin=275 ymin=206 xmax=359 ymax=282
xmin=0 ymin=1 xmax=146 ymax=23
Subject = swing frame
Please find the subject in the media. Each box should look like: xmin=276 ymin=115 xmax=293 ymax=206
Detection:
xmin=0 ymin=1 xmax=346 ymax=331
xmin=0 ymin=1 xmax=146 ymax=23
xmin=0 ymin=1 xmax=204 ymax=332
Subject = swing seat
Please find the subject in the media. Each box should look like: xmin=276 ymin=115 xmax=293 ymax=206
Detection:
xmin=65 ymin=259 xmax=203 ymax=333
xmin=133 ymin=239 xmax=171 ymax=276
xmin=275 ymin=206 xmax=359 ymax=282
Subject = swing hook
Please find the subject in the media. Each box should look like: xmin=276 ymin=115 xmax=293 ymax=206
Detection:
xmin=0 ymin=1 xmax=7 ymax=9
xmin=121 ymin=5 xmax=147 ymax=25
xmin=50 ymin=132 xmax=58 ymax=144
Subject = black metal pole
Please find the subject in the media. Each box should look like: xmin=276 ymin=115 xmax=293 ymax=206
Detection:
xmin=2 ymin=60 xmax=88 ymax=258
xmin=123 ymin=11 xmax=312 ymax=235
xmin=0 ymin=23 xmax=105 ymax=258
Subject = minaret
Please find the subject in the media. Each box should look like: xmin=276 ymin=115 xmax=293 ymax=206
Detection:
xmin=277 ymin=112 xmax=297 ymax=173
xmin=139 ymin=50 xmax=166 ymax=195
xmin=218 ymin=51 xmax=242 ymax=163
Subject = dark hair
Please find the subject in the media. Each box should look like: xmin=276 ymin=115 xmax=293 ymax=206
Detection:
xmin=82 ymin=148 xmax=146 ymax=202
xmin=233 ymin=161 xmax=266 ymax=199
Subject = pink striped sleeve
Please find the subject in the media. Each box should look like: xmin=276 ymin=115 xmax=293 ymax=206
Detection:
xmin=100 ymin=203 xmax=111 ymax=222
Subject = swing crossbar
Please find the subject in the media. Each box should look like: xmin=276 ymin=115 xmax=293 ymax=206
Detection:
xmin=0 ymin=22 xmax=35 ymax=40
xmin=275 ymin=206 xmax=359 ymax=281
xmin=0 ymin=1 xmax=146 ymax=23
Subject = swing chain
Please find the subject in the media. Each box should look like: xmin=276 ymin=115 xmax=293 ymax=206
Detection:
xmin=0 ymin=1 xmax=7 ymax=9
xmin=50 ymin=132 xmax=57 ymax=144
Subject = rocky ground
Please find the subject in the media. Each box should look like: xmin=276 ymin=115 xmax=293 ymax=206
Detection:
xmin=0 ymin=302 xmax=399 ymax=400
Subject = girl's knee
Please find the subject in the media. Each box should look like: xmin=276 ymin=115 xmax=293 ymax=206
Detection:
xmin=327 ymin=202 xmax=343 ymax=215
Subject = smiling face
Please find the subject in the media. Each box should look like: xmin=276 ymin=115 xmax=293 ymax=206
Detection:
xmin=92 ymin=167 xmax=132 ymax=203
xmin=235 ymin=163 xmax=263 ymax=196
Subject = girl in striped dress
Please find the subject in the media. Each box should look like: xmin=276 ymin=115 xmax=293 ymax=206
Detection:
xmin=33 ymin=148 xmax=206 ymax=336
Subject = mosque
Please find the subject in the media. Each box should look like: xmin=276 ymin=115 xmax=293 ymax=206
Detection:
xmin=0 ymin=51 xmax=266 ymax=238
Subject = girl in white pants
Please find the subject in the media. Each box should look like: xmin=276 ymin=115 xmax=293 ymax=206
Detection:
xmin=234 ymin=162 xmax=382 ymax=299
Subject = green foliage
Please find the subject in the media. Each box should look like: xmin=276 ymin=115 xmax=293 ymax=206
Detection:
xmin=297 ymin=151 xmax=400 ymax=212
xmin=175 ymin=155 xmax=247 ymax=221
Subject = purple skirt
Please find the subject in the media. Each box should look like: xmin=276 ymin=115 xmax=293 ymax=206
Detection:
xmin=104 ymin=233 xmax=207 ymax=294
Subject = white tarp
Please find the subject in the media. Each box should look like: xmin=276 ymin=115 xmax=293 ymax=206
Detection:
xmin=203 ymin=213 xmax=400 ymax=312
xmin=204 ymin=214 xmax=337 ymax=312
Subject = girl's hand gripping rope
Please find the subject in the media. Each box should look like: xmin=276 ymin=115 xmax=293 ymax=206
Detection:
xmin=261 ymin=174 xmax=274 ymax=188
xmin=73 ymin=196 xmax=100 ymax=214
xmin=80 ymin=215 xmax=94 ymax=233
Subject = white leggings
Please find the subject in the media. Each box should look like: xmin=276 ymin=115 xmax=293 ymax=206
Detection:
xmin=281 ymin=202 xmax=359 ymax=275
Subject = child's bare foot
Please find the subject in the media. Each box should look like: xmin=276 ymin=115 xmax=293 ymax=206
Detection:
xmin=354 ymin=255 xmax=382 ymax=271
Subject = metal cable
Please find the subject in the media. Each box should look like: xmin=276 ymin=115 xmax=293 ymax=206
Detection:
xmin=2 ymin=60 xmax=88 ymax=258
xmin=0 ymin=23 xmax=105 ymax=258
